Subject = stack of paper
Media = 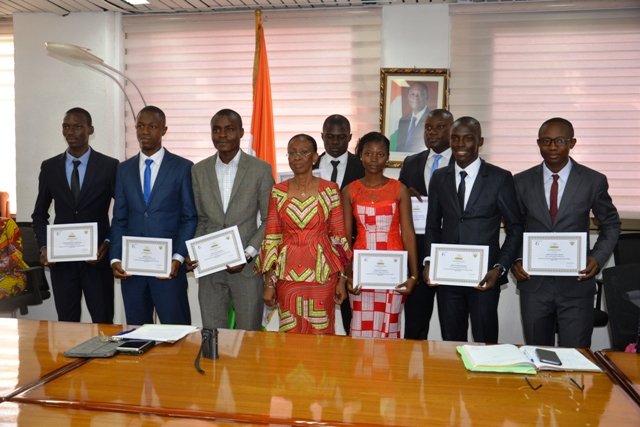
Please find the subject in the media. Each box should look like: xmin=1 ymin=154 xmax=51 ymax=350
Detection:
xmin=118 ymin=324 xmax=198 ymax=343
xmin=457 ymin=344 xmax=602 ymax=374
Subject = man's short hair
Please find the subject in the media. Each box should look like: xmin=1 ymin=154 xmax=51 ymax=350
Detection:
xmin=539 ymin=117 xmax=574 ymax=138
xmin=427 ymin=109 xmax=453 ymax=122
xmin=322 ymin=114 xmax=350 ymax=133
xmin=137 ymin=106 xmax=166 ymax=125
xmin=453 ymin=116 xmax=482 ymax=136
xmin=65 ymin=107 xmax=92 ymax=126
xmin=211 ymin=109 xmax=243 ymax=128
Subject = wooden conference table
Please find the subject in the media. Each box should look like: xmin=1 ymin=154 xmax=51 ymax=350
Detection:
xmin=2 ymin=318 xmax=640 ymax=426
xmin=596 ymin=350 xmax=640 ymax=407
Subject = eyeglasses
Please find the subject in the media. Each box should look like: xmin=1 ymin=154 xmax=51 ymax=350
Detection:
xmin=287 ymin=150 xmax=314 ymax=158
xmin=538 ymin=137 xmax=573 ymax=147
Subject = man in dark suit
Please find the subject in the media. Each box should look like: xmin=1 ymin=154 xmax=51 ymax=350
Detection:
xmin=110 ymin=106 xmax=197 ymax=325
xmin=313 ymin=114 xmax=364 ymax=334
xmin=399 ymin=109 xmax=454 ymax=340
xmin=512 ymin=118 xmax=620 ymax=348
xmin=32 ymin=107 xmax=118 ymax=323
xmin=396 ymin=82 xmax=430 ymax=153
xmin=422 ymin=117 xmax=523 ymax=343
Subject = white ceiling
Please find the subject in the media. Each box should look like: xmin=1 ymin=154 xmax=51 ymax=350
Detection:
xmin=0 ymin=0 xmax=457 ymax=18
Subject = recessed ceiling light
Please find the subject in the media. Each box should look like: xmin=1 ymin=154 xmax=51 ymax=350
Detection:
xmin=127 ymin=0 xmax=150 ymax=5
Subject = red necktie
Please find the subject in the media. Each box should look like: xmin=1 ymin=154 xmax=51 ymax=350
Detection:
xmin=549 ymin=174 xmax=559 ymax=223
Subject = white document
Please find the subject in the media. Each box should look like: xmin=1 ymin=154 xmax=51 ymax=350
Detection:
xmin=122 ymin=236 xmax=172 ymax=277
xmin=186 ymin=226 xmax=246 ymax=278
xmin=117 ymin=324 xmax=198 ymax=343
xmin=46 ymin=222 xmax=98 ymax=262
xmin=353 ymin=250 xmax=407 ymax=290
xmin=411 ymin=197 xmax=428 ymax=234
xmin=523 ymin=232 xmax=587 ymax=276
xmin=278 ymin=169 xmax=324 ymax=183
xmin=429 ymin=243 xmax=489 ymax=286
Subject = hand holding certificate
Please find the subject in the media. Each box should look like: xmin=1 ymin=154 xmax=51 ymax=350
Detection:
xmin=429 ymin=244 xmax=489 ymax=287
xmin=46 ymin=223 xmax=98 ymax=262
xmin=185 ymin=226 xmax=246 ymax=278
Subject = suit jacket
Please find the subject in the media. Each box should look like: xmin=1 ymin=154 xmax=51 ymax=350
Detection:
xmin=110 ymin=149 xmax=197 ymax=261
xmin=191 ymin=150 xmax=275 ymax=277
xmin=514 ymin=159 xmax=620 ymax=297
xmin=396 ymin=110 xmax=429 ymax=153
xmin=424 ymin=159 xmax=524 ymax=287
xmin=399 ymin=149 xmax=455 ymax=263
xmin=32 ymin=149 xmax=119 ymax=249
xmin=314 ymin=152 xmax=364 ymax=190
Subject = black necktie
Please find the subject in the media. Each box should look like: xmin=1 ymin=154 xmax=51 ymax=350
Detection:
xmin=71 ymin=160 xmax=81 ymax=202
xmin=458 ymin=171 xmax=467 ymax=212
xmin=330 ymin=160 xmax=340 ymax=183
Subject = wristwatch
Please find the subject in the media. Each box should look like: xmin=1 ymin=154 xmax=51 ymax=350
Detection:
xmin=493 ymin=263 xmax=506 ymax=277
xmin=244 ymin=251 xmax=253 ymax=263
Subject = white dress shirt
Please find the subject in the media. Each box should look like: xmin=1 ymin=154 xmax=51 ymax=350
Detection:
xmin=423 ymin=147 xmax=452 ymax=193
xmin=319 ymin=151 xmax=349 ymax=188
xmin=542 ymin=159 xmax=572 ymax=211
xmin=139 ymin=147 xmax=165 ymax=193
xmin=455 ymin=156 xmax=482 ymax=210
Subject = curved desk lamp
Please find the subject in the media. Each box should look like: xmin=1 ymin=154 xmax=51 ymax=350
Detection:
xmin=45 ymin=42 xmax=146 ymax=120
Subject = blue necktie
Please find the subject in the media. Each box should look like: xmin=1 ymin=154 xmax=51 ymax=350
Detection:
xmin=406 ymin=116 xmax=417 ymax=144
xmin=144 ymin=159 xmax=153 ymax=205
xmin=430 ymin=154 xmax=442 ymax=178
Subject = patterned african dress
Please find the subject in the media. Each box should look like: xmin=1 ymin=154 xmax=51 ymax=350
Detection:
xmin=256 ymin=179 xmax=351 ymax=334
xmin=0 ymin=218 xmax=28 ymax=299
xmin=349 ymin=179 xmax=406 ymax=338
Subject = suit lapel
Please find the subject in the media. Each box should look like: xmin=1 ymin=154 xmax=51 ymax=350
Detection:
xmin=55 ymin=153 xmax=75 ymax=208
xmin=443 ymin=166 xmax=462 ymax=215
xmin=148 ymin=150 xmax=172 ymax=206
xmin=227 ymin=151 xmax=248 ymax=209
xmin=556 ymin=159 xmax=581 ymax=223
xmin=127 ymin=153 xmax=146 ymax=206
xmin=464 ymin=160 xmax=487 ymax=214
xmin=532 ymin=164 xmax=553 ymax=229
xmin=77 ymin=149 xmax=98 ymax=206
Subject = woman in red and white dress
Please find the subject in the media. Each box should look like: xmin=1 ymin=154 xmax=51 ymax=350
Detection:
xmin=342 ymin=132 xmax=419 ymax=338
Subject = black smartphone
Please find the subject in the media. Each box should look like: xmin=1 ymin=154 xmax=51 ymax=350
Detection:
xmin=116 ymin=340 xmax=155 ymax=355
xmin=536 ymin=348 xmax=562 ymax=366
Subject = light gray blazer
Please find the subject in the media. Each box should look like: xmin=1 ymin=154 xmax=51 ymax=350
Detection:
xmin=191 ymin=150 xmax=275 ymax=277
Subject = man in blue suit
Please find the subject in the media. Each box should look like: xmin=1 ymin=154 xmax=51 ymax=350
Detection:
xmin=110 ymin=106 xmax=197 ymax=325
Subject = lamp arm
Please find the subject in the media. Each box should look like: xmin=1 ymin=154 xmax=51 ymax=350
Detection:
xmin=84 ymin=63 xmax=137 ymax=122
xmin=100 ymin=62 xmax=147 ymax=107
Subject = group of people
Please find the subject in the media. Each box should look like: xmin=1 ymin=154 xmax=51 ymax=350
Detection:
xmin=29 ymin=104 xmax=621 ymax=349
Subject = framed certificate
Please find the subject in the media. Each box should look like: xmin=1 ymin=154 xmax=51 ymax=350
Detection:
xmin=523 ymin=232 xmax=587 ymax=276
xmin=122 ymin=236 xmax=172 ymax=277
xmin=353 ymin=250 xmax=407 ymax=290
xmin=46 ymin=222 xmax=98 ymax=262
xmin=411 ymin=197 xmax=428 ymax=234
xmin=185 ymin=226 xmax=246 ymax=278
xmin=429 ymin=244 xmax=489 ymax=287
xmin=277 ymin=169 xmax=324 ymax=183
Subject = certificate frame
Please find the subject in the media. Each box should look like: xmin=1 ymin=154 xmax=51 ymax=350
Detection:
xmin=429 ymin=243 xmax=489 ymax=287
xmin=353 ymin=250 xmax=407 ymax=290
xmin=122 ymin=236 xmax=172 ymax=277
xmin=523 ymin=232 xmax=587 ymax=276
xmin=46 ymin=222 xmax=98 ymax=262
xmin=186 ymin=226 xmax=246 ymax=278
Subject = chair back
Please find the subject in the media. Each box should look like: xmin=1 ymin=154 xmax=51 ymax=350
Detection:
xmin=613 ymin=233 xmax=640 ymax=266
xmin=602 ymin=263 xmax=640 ymax=351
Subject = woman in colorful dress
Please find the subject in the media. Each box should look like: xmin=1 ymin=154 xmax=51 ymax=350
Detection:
xmin=256 ymin=134 xmax=350 ymax=334
xmin=0 ymin=217 xmax=28 ymax=299
xmin=342 ymin=132 xmax=419 ymax=338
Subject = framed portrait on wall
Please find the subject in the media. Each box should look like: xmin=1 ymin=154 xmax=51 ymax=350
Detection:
xmin=380 ymin=68 xmax=450 ymax=166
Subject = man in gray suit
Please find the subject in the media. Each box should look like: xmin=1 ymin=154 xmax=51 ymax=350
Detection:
xmin=512 ymin=117 xmax=620 ymax=348
xmin=188 ymin=109 xmax=275 ymax=330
